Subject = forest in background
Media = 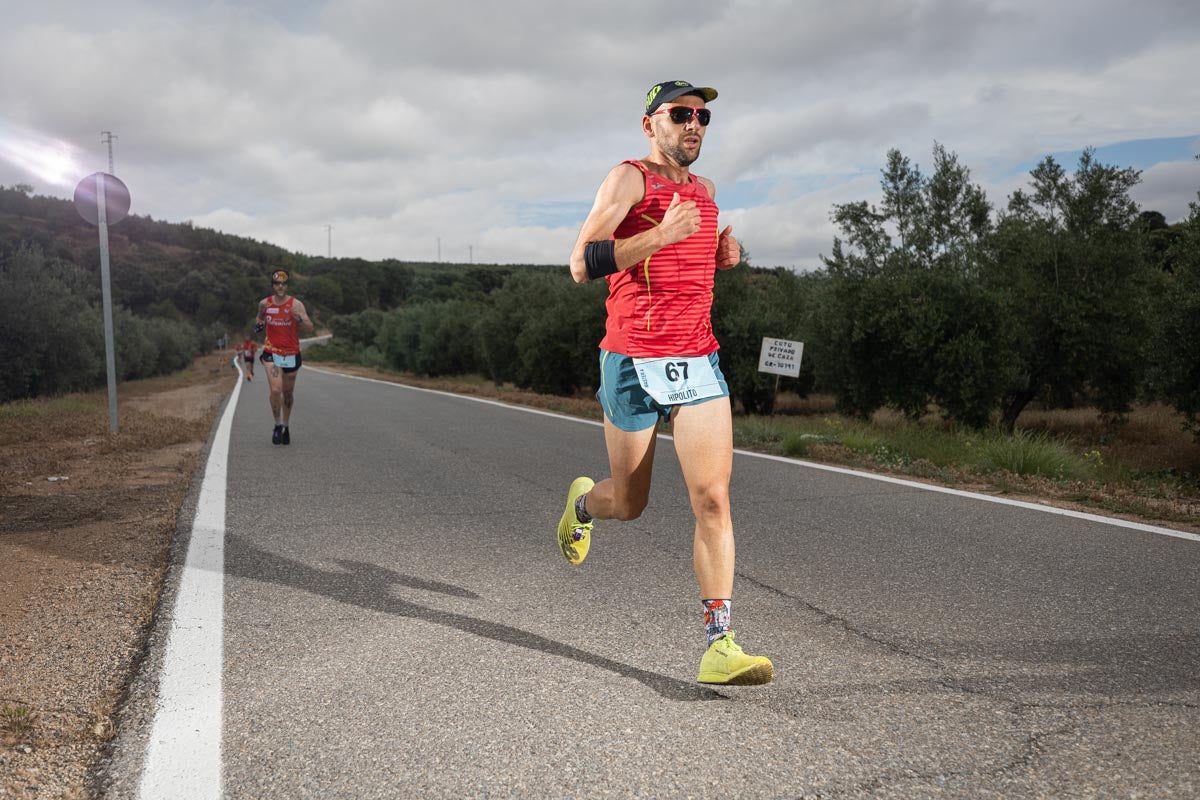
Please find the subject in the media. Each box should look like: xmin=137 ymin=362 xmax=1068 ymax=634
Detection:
xmin=1 ymin=143 xmax=1198 ymax=442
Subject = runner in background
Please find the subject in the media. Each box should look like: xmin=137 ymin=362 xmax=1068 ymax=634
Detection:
xmin=240 ymin=336 xmax=257 ymax=381
xmin=254 ymin=269 xmax=314 ymax=445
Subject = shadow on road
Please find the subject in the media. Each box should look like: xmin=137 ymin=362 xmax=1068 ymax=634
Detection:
xmin=225 ymin=534 xmax=722 ymax=703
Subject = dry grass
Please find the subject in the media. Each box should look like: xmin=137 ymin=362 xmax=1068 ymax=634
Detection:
xmin=1 ymin=704 xmax=39 ymax=746
xmin=1019 ymin=403 xmax=1200 ymax=476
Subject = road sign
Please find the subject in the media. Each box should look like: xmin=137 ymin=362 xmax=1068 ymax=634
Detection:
xmin=73 ymin=172 xmax=131 ymax=433
xmin=74 ymin=172 xmax=130 ymax=226
xmin=758 ymin=337 xmax=803 ymax=378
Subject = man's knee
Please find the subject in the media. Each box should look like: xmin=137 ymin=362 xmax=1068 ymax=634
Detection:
xmin=282 ymin=390 xmax=294 ymax=406
xmin=690 ymin=483 xmax=730 ymax=520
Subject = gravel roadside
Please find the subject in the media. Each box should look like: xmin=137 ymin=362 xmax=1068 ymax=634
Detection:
xmin=0 ymin=353 xmax=234 ymax=800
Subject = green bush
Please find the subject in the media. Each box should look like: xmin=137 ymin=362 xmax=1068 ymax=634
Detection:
xmin=0 ymin=245 xmax=211 ymax=401
xmin=978 ymin=429 xmax=1089 ymax=480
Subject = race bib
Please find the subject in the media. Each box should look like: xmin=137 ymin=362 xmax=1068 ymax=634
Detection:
xmin=272 ymin=354 xmax=297 ymax=369
xmin=632 ymin=355 xmax=723 ymax=405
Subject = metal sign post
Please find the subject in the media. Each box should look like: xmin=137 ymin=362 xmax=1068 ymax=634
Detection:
xmin=74 ymin=171 xmax=131 ymax=434
xmin=96 ymin=176 xmax=118 ymax=432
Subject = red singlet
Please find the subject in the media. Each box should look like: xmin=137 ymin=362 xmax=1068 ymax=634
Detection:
xmin=241 ymin=340 xmax=257 ymax=358
xmin=262 ymin=297 xmax=301 ymax=356
xmin=598 ymin=159 xmax=720 ymax=358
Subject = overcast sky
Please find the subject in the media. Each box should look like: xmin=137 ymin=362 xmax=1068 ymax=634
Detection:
xmin=2 ymin=0 xmax=1198 ymax=269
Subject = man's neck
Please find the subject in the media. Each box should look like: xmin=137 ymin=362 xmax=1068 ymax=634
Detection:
xmin=642 ymin=156 xmax=691 ymax=184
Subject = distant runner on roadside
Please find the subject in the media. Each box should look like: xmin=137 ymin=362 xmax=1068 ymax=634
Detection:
xmin=556 ymin=80 xmax=773 ymax=686
xmin=254 ymin=269 xmax=314 ymax=445
xmin=240 ymin=336 xmax=257 ymax=381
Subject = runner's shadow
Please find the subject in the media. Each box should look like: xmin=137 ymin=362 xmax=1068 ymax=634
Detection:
xmin=225 ymin=534 xmax=721 ymax=703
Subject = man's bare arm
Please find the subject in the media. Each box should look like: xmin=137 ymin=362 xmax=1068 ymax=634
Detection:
xmin=568 ymin=163 xmax=703 ymax=283
xmin=254 ymin=298 xmax=267 ymax=332
xmin=292 ymin=300 xmax=315 ymax=333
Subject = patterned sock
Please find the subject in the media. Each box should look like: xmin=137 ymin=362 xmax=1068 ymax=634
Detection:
xmin=702 ymin=599 xmax=732 ymax=645
xmin=574 ymin=493 xmax=592 ymax=523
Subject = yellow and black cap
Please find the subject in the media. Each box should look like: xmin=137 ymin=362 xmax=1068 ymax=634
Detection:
xmin=270 ymin=269 xmax=289 ymax=283
xmin=645 ymin=80 xmax=718 ymax=115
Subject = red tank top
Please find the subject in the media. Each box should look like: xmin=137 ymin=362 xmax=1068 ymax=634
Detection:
xmin=263 ymin=296 xmax=301 ymax=356
xmin=598 ymin=160 xmax=720 ymax=357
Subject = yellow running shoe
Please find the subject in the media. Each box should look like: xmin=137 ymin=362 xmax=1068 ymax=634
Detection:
xmin=557 ymin=477 xmax=595 ymax=565
xmin=696 ymin=632 xmax=774 ymax=685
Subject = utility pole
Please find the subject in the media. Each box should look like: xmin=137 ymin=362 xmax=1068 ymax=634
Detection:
xmin=468 ymin=244 xmax=473 ymax=264
xmin=100 ymin=131 xmax=117 ymax=173
xmin=325 ymin=224 xmax=333 ymax=258
xmin=437 ymin=236 xmax=441 ymax=262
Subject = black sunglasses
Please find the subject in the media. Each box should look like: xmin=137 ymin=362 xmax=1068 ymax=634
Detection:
xmin=272 ymin=281 xmax=287 ymax=286
xmin=651 ymin=106 xmax=711 ymax=126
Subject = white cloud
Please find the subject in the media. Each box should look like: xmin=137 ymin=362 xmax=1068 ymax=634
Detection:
xmin=1 ymin=1 xmax=1198 ymax=266
xmin=1134 ymin=159 xmax=1200 ymax=221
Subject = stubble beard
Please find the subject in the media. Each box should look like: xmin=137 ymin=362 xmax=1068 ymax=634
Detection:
xmin=662 ymin=138 xmax=701 ymax=167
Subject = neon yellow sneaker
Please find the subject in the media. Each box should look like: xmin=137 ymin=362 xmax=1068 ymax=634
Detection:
xmin=557 ymin=477 xmax=595 ymax=565
xmin=696 ymin=632 xmax=774 ymax=685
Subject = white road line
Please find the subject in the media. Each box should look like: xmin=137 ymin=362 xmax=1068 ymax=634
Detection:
xmin=138 ymin=367 xmax=242 ymax=799
xmin=310 ymin=366 xmax=1200 ymax=544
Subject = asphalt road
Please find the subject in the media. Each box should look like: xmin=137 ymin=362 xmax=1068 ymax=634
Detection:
xmin=113 ymin=365 xmax=1200 ymax=799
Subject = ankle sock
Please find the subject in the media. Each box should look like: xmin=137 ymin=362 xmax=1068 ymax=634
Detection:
xmin=574 ymin=493 xmax=592 ymax=523
xmin=702 ymin=599 xmax=732 ymax=645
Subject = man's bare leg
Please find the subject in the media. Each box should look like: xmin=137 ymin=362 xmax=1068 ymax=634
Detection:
xmin=671 ymin=398 xmax=734 ymax=599
xmin=266 ymin=363 xmax=284 ymax=423
xmin=583 ymin=418 xmax=658 ymax=521
xmin=281 ymin=372 xmax=298 ymax=425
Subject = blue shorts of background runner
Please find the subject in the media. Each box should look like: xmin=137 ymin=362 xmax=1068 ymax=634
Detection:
xmin=597 ymin=349 xmax=729 ymax=432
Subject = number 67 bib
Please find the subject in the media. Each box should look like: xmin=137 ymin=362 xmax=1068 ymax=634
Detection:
xmin=632 ymin=355 xmax=723 ymax=406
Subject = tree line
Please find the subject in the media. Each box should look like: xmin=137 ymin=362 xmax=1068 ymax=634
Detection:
xmin=816 ymin=145 xmax=1199 ymax=437
xmin=309 ymin=146 xmax=1200 ymax=440
xmin=0 ymin=245 xmax=219 ymax=400
xmin=0 ymin=185 xmax=420 ymax=403
xmin=2 ymin=144 xmax=1198 ymax=441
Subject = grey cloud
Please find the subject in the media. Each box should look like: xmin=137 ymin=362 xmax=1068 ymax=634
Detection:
xmin=716 ymin=100 xmax=933 ymax=182
xmin=3 ymin=1 xmax=1199 ymax=267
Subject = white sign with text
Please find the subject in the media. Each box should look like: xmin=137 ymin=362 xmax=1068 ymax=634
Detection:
xmin=757 ymin=337 xmax=803 ymax=378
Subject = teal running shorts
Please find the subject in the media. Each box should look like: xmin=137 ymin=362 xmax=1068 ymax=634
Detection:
xmin=596 ymin=349 xmax=729 ymax=432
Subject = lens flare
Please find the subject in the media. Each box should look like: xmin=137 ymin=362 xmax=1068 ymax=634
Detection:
xmin=0 ymin=125 xmax=85 ymax=189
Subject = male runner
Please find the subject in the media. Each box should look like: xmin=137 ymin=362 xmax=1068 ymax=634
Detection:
xmin=558 ymin=81 xmax=773 ymax=685
xmin=240 ymin=336 xmax=257 ymax=381
xmin=254 ymin=269 xmax=314 ymax=445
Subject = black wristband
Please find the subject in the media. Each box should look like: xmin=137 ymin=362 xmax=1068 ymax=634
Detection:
xmin=584 ymin=239 xmax=619 ymax=281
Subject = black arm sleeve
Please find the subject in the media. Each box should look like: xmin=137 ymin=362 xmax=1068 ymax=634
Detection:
xmin=584 ymin=239 xmax=619 ymax=281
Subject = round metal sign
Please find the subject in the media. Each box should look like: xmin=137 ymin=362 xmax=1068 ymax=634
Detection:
xmin=74 ymin=172 xmax=131 ymax=226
